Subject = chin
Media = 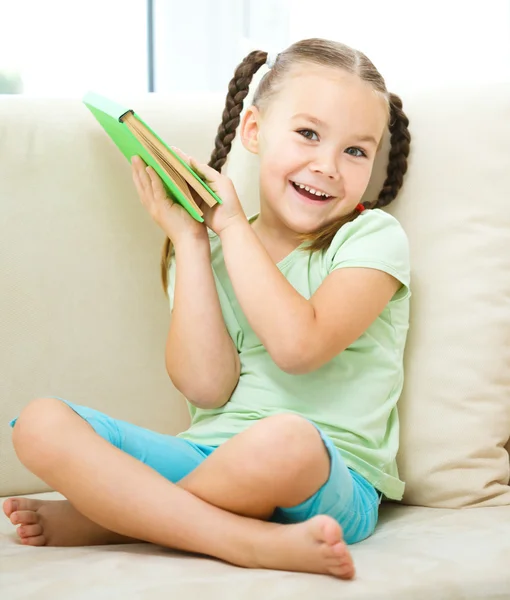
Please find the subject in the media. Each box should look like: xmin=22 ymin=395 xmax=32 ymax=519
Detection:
xmin=279 ymin=211 xmax=333 ymax=236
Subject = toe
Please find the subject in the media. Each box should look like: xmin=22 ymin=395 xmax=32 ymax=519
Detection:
xmin=20 ymin=534 xmax=46 ymax=547
xmin=324 ymin=540 xmax=355 ymax=580
xmin=317 ymin=515 xmax=343 ymax=546
xmin=4 ymin=497 xmax=41 ymax=518
xmin=330 ymin=562 xmax=356 ymax=580
xmin=331 ymin=541 xmax=349 ymax=557
xmin=11 ymin=510 xmax=40 ymax=525
xmin=3 ymin=498 xmax=17 ymax=517
xmin=18 ymin=523 xmax=43 ymax=539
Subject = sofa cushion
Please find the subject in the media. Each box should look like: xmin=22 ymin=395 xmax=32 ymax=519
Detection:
xmin=1 ymin=491 xmax=509 ymax=599
xmin=226 ymin=77 xmax=510 ymax=508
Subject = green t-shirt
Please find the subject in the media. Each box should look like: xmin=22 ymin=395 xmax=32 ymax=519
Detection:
xmin=168 ymin=209 xmax=411 ymax=500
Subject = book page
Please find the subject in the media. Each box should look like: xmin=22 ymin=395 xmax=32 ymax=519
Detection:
xmin=122 ymin=113 xmax=217 ymax=208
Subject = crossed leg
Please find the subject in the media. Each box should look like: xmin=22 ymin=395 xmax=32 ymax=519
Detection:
xmin=3 ymin=398 xmax=354 ymax=578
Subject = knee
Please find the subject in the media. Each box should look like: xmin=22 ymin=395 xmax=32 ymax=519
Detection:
xmin=12 ymin=397 xmax=68 ymax=464
xmin=250 ymin=414 xmax=328 ymax=478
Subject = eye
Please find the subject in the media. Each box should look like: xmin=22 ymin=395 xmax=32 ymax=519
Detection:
xmin=297 ymin=129 xmax=319 ymax=141
xmin=345 ymin=147 xmax=367 ymax=158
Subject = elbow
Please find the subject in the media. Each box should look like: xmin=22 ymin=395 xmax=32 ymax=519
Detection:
xmin=272 ymin=335 xmax=347 ymax=375
xmin=166 ymin=357 xmax=239 ymax=410
xmin=276 ymin=357 xmax=313 ymax=376
xmin=169 ymin=372 xmax=231 ymax=409
xmin=167 ymin=370 xmax=232 ymax=410
xmin=186 ymin=390 xmax=231 ymax=410
xmin=272 ymin=342 xmax=316 ymax=376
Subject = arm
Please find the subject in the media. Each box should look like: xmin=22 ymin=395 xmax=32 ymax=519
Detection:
xmin=219 ymin=219 xmax=400 ymax=374
xmin=160 ymin=153 xmax=401 ymax=376
xmin=129 ymin=155 xmax=239 ymax=409
xmin=166 ymin=237 xmax=240 ymax=409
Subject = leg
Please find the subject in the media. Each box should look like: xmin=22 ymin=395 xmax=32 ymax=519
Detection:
xmin=179 ymin=414 xmax=379 ymax=545
xmin=4 ymin=497 xmax=137 ymax=546
xmin=179 ymin=413 xmax=332 ymax=519
xmin=5 ymin=397 xmax=220 ymax=547
xmin=6 ymin=412 xmax=331 ymax=542
xmin=6 ymin=398 xmax=354 ymax=578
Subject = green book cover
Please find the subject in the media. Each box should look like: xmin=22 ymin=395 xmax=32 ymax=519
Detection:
xmin=82 ymin=91 xmax=222 ymax=222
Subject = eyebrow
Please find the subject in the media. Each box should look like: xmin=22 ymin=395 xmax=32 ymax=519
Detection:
xmin=291 ymin=112 xmax=379 ymax=145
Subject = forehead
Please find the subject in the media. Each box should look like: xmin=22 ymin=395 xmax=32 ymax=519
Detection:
xmin=268 ymin=64 xmax=388 ymax=134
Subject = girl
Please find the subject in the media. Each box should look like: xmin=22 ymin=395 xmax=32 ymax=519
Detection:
xmin=4 ymin=38 xmax=411 ymax=580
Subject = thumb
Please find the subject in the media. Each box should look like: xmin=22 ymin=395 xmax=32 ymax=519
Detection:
xmin=170 ymin=146 xmax=219 ymax=185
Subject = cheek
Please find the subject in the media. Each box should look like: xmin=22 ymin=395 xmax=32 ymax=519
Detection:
xmin=259 ymin=151 xmax=291 ymax=188
xmin=344 ymin=162 xmax=373 ymax=196
xmin=261 ymin=143 xmax=304 ymax=183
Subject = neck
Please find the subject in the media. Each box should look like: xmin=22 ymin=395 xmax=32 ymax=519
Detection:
xmin=251 ymin=210 xmax=303 ymax=264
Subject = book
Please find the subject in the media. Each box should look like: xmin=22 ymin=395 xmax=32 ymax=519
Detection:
xmin=82 ymin=91 xmax=222 ymax=222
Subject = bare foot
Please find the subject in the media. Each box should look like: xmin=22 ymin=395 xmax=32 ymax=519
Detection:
xmin=3 ymin=497 xmax=138 ymax=547
xmin=4 ymin=498 xmax=355 ymax=578
xmin=252 ymin=515 xmax=356 ymax=580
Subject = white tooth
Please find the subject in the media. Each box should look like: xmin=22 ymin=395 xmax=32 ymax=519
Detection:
xmin=299 ymin=184 xmax=305 ymax=189
xmin=309 ymin=188 xmax=316 ymax=194
xmin=314 ymin=190 xmax=322 ymax=196
xmin=304 ymin=186 xmax=311 ymax=192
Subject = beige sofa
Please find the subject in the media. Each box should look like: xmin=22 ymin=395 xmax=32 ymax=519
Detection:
xmin=1 ymin=77 xmax=510 ymax=599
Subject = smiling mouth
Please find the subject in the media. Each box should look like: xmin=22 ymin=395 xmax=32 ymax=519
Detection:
xmin=290 ymin=181 xmax=335 ymax=202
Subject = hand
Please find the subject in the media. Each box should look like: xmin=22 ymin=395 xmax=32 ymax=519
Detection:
xmin=130 ymin=155 xmax=208 ymax=247
xmin=171 ymin=147 xmax=248 ymax=236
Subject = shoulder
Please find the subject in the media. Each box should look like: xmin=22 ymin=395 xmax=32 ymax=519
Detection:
xmin=327 ymin=209 xmax=408 ymax=252
xmin=324 ymin=209 xmax=410 ymax=288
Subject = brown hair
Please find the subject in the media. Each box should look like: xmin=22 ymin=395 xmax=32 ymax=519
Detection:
xmin=160 ymin=38 xmax=411 ymax=294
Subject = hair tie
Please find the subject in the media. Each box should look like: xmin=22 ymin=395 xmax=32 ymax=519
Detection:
xmin=356 ymin=203 xmax=366 ymax=213
xmin=265 ymin=52 xmax=279 ymax=69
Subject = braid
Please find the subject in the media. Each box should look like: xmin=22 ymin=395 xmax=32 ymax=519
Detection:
xmin=375 ymin=93 xmax=411 ymax=208
xmin=209 ymin=50 xmax=268 ymax=173
xmin=160 ymin=43 xmax=413 ymax=295
xmin=160 ymin=50 xmax=268 ymax=295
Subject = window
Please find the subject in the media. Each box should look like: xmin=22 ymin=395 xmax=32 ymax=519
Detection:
xmin=2 ymin=1 xmax=508 ymax=96
xmin=0 ymin=0 xmax=148 ymax=96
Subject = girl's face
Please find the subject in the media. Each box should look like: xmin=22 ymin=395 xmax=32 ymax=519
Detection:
xmin=241 ymin=65 xmax=388 ymax=237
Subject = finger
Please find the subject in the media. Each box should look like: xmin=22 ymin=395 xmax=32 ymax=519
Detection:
xmin=170 ymin=146 xmax=191 ymax=165
xmin=131 ymin=164 xmax=145 ymax=197
xmin=131 ymin=155 xmax=147 ymax=180
xmin=171 ymin=147 xmax=210 ymax=182
xmin=146 ymin=166 xmax=173 ymax=204
xmin=131 ymin=157 xmax=149 ymax=193
xmin=188 ymin=157 xmax=218 ymax=183
xmin=134 ymin=161 xmax=153 ymax=196
xmin=131 ymin=162 xmax=159 ymax=213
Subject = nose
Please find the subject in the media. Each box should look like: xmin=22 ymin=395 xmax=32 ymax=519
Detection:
xmin=309 ymin=150 xmax=341 ymax=180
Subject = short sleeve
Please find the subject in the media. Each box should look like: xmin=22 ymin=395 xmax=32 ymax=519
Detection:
xmin=325 ymin=209 xmax=410 ymax=296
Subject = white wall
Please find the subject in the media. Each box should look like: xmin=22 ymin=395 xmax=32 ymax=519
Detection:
xmin=287 ymin=0 xmax=510 ymax=91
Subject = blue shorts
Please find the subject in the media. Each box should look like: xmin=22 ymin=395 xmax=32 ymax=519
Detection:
xmin=9 ymin=398 xmax=381 ymax=545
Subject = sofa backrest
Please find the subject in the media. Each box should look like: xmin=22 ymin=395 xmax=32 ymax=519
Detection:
xmin=225 ymin=75 xmax=510 ymax=508
xmin=0 ymin=93 xmax=223 ymax=496
xmin=1 ymin=80 xmax=509 ymax=506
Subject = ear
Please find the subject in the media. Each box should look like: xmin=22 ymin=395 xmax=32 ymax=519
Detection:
xmin=240 ymin=105 xmax=261 ymax=155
